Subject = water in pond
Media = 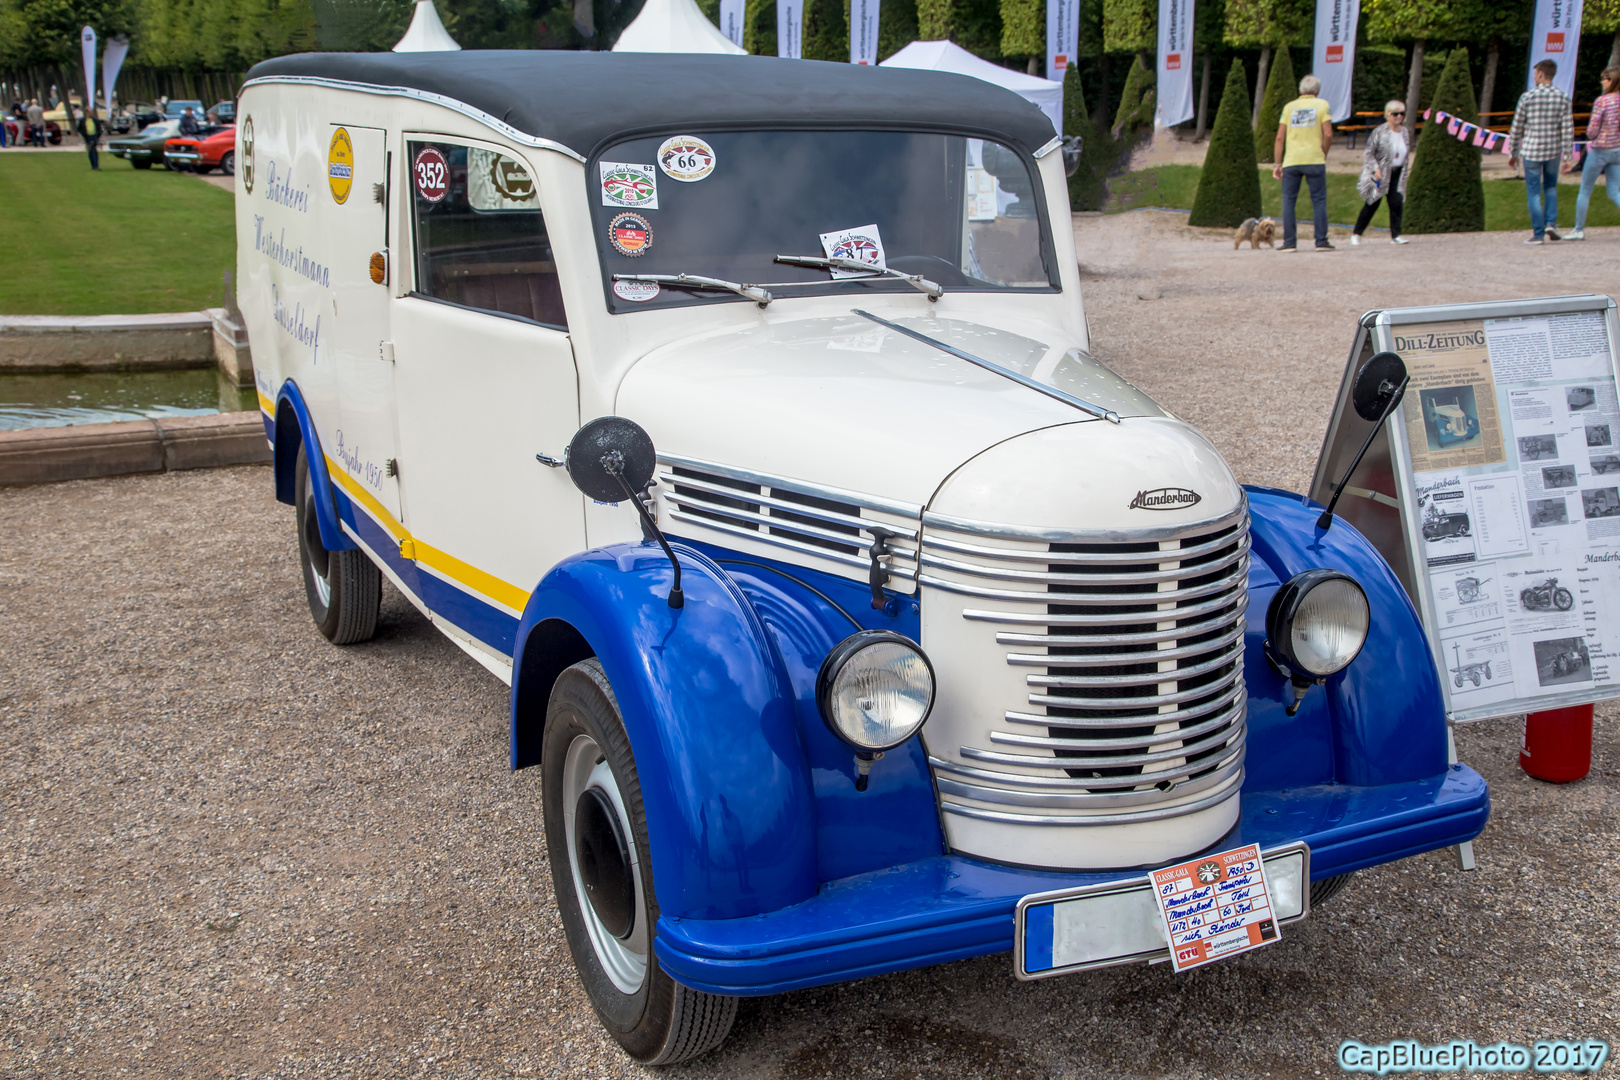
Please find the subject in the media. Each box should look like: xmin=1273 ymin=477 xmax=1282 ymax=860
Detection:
xmin=0 ymin=369 xmax=258 ymax=431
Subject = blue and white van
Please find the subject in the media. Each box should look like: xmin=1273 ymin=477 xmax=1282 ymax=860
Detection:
xmin=236 ymin=50 xmax=1488 ymax=1064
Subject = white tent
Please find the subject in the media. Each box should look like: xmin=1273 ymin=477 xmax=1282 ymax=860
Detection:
xmin=395 ymin=0 xmax=461 ymax=52
xmin=881 ymin=40 xmax=1061 ymax=136
xmin=612 ymin=0 xmax=746 ymax=55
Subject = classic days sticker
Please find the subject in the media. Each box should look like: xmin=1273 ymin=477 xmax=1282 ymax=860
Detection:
xmin=600 ymin=162 xmax=658 ymax=208
xmin=612 ymin=279 xmax=661 ymax=302
xmin=327 ymin=127 xmax=354 ymax=204
xmin=608 ymin=212 xmax=653 ymax=256
xmin=657 ymin=135 xmax=716 ymax=182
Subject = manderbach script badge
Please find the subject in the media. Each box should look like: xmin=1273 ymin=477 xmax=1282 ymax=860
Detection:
xmin=1129 ymin=487 xmax=1202 ymax=510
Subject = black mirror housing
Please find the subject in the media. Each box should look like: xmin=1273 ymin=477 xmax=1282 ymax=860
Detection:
xmin=1061 ymin=135 xmax=1083 ymax=178
xmin=1352 ymin=351 xmax=1408 ymax=422
xmin=564 ymin=416 xmax=657 ymax=503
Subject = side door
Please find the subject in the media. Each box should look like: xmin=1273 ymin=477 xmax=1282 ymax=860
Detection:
xmin=390 ymin=136 xmax=584 ymax=661
xmin=326 ymin=123 xmax=404 ymax=529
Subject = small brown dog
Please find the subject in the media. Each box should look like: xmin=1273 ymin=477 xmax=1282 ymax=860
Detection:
xmin=1233 ymin=217 xmax=1278 ymax=249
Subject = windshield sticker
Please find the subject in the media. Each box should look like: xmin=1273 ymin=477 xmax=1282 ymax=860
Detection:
xmin=657 ymin=136 xmax=716 ymax=182
xmin=819 ymin=224 xmax=886 ymax=279
xmin=613 ymin=279 xmax=661 ymax=302
xmin=327 ymin=127 xmax=353 ymax=204
xmin=608 ymin=212 xmax=653 ymax=256
xmin=600 ymin=162 xmax=659 ymax=209
xmin=413 ymin=146 xmax=449 ymax=203
xmin=470 ymin=149 xmax=539 ymax=210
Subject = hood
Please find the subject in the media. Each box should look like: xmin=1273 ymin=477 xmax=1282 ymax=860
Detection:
xmin=616 ymin=312 xmax=1166 ymax=510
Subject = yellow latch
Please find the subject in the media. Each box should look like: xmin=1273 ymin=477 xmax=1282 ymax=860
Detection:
xmin=399 ymin=538 xmax=417 ymax=560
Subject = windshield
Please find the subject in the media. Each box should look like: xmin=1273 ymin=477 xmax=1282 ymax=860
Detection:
xmin=591 ymin=129 xmax=1056 ymax=312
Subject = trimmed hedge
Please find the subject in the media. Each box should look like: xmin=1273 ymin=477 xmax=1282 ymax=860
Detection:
xmin=1405 ymin=47 xmax=1485 ymax=233
xmin=1190 ymin=60 xmax=1264 ymax=227
xmin=1254 ymin=46 xmax=1296 ymax=163
xmin=1065 ymin=64 xmax=1110 ymax=211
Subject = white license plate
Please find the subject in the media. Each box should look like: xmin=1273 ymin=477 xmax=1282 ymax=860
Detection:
xmin=1013 ymin=841 xmax=1310 ymax=980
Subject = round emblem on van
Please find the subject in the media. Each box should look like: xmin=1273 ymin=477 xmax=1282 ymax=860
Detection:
xmin=413 ymin=146 xmax=449 ymax=203
xmin=327 ymin=126 xmax=354 ymax=204
xmin=240 ymin=115 xmax=254 ymax=194
xmin=613 ymin=279 xmax=661 ymax=302
xmin=1128 ymin=487 xmax=1202 ymax=510
xmin=657 ymin=135 xmax=715 ymax=182
xmin=608 ymin=212 xmax=653 ymax=257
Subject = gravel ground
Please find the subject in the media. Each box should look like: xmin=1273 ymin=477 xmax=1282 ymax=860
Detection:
xmin=2 ymin=215 xmax=1617 ymax=1079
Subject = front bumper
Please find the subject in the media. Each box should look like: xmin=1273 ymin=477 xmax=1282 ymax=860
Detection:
xmin=654 ymin=766 xmax=1488 ymax=996
xmin=166 ymin=149 xmax=200 ymax=163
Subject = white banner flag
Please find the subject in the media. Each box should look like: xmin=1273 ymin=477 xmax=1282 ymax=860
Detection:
xmin=1313 ymin=0 xmax=1359 ymax=122
xmin=1528 ymin=0 xmax=1584 ymax=97
xmin=719 ymin=0 xmax=744 ymax=48
xmin=102 ymin=37 xmax=129 ymax=112
xmin=1154 ymin=0 xmax=1194 ymax=128
xmin=850 ymin=0 xmax=880 ymax=64
xmin=1046 ymin=0 xmax=1078 ymax=86
xmin=776 ymin=0 xmax=801 ymax=57
xmin=80 ymin=26 xmax=96 ymax=119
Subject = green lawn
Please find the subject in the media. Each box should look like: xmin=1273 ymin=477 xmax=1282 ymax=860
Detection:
xmin=0 ymin=154 xmax=236 ymax=315
xmin=1106 ymin=164 xmax=1620 ymax=233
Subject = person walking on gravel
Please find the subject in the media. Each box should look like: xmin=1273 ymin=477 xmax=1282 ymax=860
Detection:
xmin=1511 ymin=59 xmax=1575 ymax=244
xmin=1351 ymin=101 xmax=1413 ymax=246
xmin=1273 ymin=74 xmax=1336 ymax=252
xmin=1566 ymin=66 xmax=1620 ymax=241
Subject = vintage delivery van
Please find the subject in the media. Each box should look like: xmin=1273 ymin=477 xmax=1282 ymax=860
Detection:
xmin=236 ymin=51 xmax=1489 ymax=1064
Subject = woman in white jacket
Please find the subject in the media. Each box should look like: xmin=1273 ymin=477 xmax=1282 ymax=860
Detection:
xmin=1351 ymin=101 xmax=1413 ymax=246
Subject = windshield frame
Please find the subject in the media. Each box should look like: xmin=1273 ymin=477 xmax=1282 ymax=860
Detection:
xmin=586 ymin=125 xmax=1062 ymax=314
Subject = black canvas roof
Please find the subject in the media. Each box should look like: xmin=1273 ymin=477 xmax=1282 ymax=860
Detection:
xmin=244 ymin=51 xmax=1057 ymax=158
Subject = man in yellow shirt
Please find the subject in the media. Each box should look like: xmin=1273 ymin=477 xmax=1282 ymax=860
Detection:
xmin=1272 ymin=74 xmax=1336 ymax=251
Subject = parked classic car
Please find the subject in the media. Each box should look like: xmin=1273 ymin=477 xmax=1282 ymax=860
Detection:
xmin=164 ymin=123 xmax=236 ymax=174
xmin=109 ymin=118 xmax=180 ymax=169
xmin=238 ymin=50 xmax=1490 ymax=1065
xmin=207 ymin=99 xmax=235 ymax=124
xmin=2 ymin=117 xmax=62 ymax=144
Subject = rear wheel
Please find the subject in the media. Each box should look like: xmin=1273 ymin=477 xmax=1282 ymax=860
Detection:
xmin=219 ymin=151 xmax=234 ymax=176
xmin=543 ymin=660 xmax=737 ymax=1064
xmin=294 ymin=444 xmax=380 ymax=645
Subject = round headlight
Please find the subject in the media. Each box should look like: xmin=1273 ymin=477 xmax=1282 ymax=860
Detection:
xmin=815 ymin=630 xmax=936 ymax=752
xmin=1266 ymin=570 xmax=1370 ymax=677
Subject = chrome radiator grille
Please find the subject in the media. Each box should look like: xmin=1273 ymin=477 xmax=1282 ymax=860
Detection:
xmin=919 ymin=503 xmax=1251 ymax=827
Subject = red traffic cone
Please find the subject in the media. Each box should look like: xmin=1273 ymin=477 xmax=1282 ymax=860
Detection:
xmin=1520 ymin=704 xmax=1593 ymax=783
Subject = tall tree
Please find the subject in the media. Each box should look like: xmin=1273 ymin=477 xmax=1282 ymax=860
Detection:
xmin=1063 ymin=62 xmax=1110 ymax=209
xmin=1192 ymin=0 xmax=1225 ymax=139
xmin=1000 ymin=0 xmax=1041 ymax=73
xmin=1102 ymin=0 xmax=1152 ymax=66
xmin=1364 ymin=0 xmax=1461 ymax=140
xmin=1452 ymin=0 xmax=1531 ymax=120
xmin=801 ymin=0 xmax=847 ymax=59
xmin=1589 ymin=0 xmax=1620 ymax=76
xmin=918 ymin=0 xmax=999 ymax=56
xmin=1222 ymin=0 xmax=1309 ymax=126
xmin=1404 ymin=46 xmax=1483 ymax=232
xmin=877 ymin=0 xmax=919 ymax=58
xmin=1189 ymin=58 xmax=1262 ymax=226
xmin=743 ymin=0 xmax=774 ymax=53
xmin=1253 ymin=43 xmax=1294 ymax=162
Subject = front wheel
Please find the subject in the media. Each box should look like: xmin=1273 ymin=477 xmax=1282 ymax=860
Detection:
xmin=219 ymin=151 xmax=234 ymax=176
xmin=1554 ymin=588 xmax=1574 ymax=611
xmin=1311 ymin=872 xmax=1355 ymax=907
xmin=543 ymin=660 xmax=737 ymax=1065
xmin=294 ymin=444 xmax=380 ymax=644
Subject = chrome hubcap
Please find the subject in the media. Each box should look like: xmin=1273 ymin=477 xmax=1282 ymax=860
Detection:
xmin=563 ymin=734 xmax=648 ymax=994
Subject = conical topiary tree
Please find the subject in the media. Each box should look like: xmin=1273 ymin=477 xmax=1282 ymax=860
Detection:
xmin=1065 ymin=63 xmax=1111 ymax=211
xmin=1254 ymin=45 xmax=1296 ymax=162
xmin=1404 ymin=46 xmax=1484 ymax=233
xmin=1190 ymin=60 xmax=1264 ymax=227
xmin=1110 ymin=52 xmax=1156 ymax=140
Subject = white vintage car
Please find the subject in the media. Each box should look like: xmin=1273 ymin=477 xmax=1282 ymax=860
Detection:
xmin=236 ymin=50 xmax=1486 ymax=1065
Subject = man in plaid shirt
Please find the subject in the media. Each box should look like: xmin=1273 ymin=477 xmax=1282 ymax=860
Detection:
xmin=1510 ymin=59 xmax=1575 ymax=243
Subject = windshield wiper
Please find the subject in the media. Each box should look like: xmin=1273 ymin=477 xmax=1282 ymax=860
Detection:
xmin=774 ymin=255 xmax=944 ymax=301
xmin=613 ymin=273 xmax=772 ymax=307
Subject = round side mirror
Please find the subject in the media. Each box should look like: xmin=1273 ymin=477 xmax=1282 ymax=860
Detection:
xmin=565 ymin=416 xmax=657 ymax=502
xmin=1061 ymin=135 xmax=1084 ymax=178
xmin=1352 ymin=351 xmax=1408 ymax=422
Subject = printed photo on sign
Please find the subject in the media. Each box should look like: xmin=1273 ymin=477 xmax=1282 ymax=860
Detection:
xmin=1543 ymin=465 xmax=1577 ymax=490
xmin=1588 ymin=424 xmax=1612 ymax=448
xmin=612 ymin=279 xmax=660 ymax=302
xmin=1593 ymin=454 xmax=1620 ymax=475
xmin=657 ymin=136 xmax=716 ymax=182
xmin=818 ymin=224 xmax=886 ymax=279
xmin=599 ymin=162 xmax=658 ymax=209
xmin=1583 ymin=487 xmax=1620 ymax=519
xmin=413 ymin=146 xmax=449 ymax=203
xmin=1529 ymin=496 xmax=1571 ymax=528
xmin=1519 ymin=434 xmax=1559 ymax=461
xmin=1433 ymin=565 xmax=1501 ymax=628
xmin=1532 ymin=636 xmax=1592 ymax=687
xmin=1396 ymin=320 xmax=1506 ymax=473
xmin=1441 ymin=627 xmax=1513 ymax=703
xmin=608 ymin=212 xmax=653 ymax=257
xmin=1420 ymin=385 xmax=1482 ymax=451
xmin=1568 ymin=386 xmax=1597 ymax=412
xmin=469 ymin=149 xmax=539 ymax=211
xmin=1416 ymin=474 xmax=1476 ymax=565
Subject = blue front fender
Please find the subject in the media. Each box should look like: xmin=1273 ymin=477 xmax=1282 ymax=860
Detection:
xmin=273 ymin=380 xmax=354 ymax=553
xmin=510 ymin=543 xmax=819 ymax=921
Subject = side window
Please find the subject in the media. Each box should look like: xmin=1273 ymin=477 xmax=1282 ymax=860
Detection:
xmin=408 ymin=140 xmax=566 ymax=329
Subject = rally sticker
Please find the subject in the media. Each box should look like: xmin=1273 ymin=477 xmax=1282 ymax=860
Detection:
xmin=657 ymin=135 xmax=716 ymax=182
xmin=613 ymin=279 xmax=661 ymax=302
xmin=600 ymin=162 xmax=658 ymax=208
xmin=608 ymin=212 xmax=653 ymax=256
xmin=1151 ymin=842 xmax=1279 ymax=973
xmin=818 ymin=223 xmax=886 ymax=278
xmin=328 ymin=127 xmax=354 ymax=204
xmin=414 ymin=146 xmax=450 ymax=203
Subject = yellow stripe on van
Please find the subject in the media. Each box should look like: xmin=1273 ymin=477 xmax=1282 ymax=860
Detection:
xmin=258 ymin=391 xmax=276 ymax=417
xmin=323 ymin=453 xmax=531 ymax=615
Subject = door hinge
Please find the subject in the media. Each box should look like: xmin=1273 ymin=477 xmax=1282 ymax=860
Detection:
xmin=385 ymin=458 xmax=398 ymax=478
xmin=379 ymin=340 xmax=396 ymax=363
xmin=372 ymin=182 xmax=385 ymax=204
